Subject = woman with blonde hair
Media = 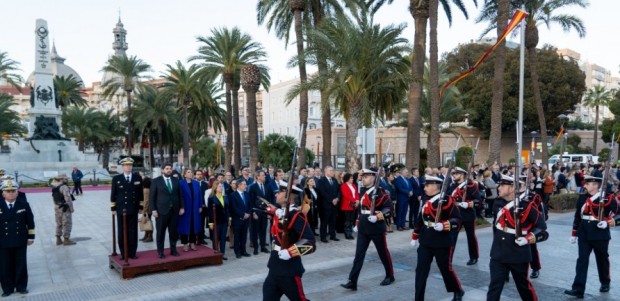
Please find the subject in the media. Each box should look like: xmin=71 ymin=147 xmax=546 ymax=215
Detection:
xmin=208 ymin=181 xmax=229 ymax=260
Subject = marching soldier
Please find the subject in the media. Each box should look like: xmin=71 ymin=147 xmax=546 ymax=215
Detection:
xmin=449 ymin=167 xmax=480 ymax=265
xmin=0 ymin=178 xmax=35 ymax=297
xmin=487 ymin=175 xmax=548 ymax=301
xmin=564 ymin=175 xmax=620 ymax=298
xmin=410 ymin=175 xmax=464 ymax=301
xmin=341 ymin=169 xmax=395 ymax=291
xmin=262 ymin=183 xmax=315 ymax=301
xmin=110 ymin=157 xmax=144 ymax=260
xmin=525 ymin=173 xmax=547 ymax=279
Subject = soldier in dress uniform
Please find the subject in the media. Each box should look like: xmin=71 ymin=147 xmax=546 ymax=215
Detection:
xmin=523 ymin=173 xmax=547 ymax=279
xmin=262 ymin=182 xmax=315 ymax=301
xmin=341 ymin=168 xmax=395 ymax=291
xmin=564 ymin=175 xmax=620 ymax=298
xmin=0 ymin=179 xmax=35 ymax=297
xmin=448 ymin=167 xmax=480 ymax=265
xmin=110 ymin=157 xmax=144 ymax=260
xmin=410 ymin=175 xmax=464 ymax=301
xmin=487 ymin=174 xmax=548 ymax=301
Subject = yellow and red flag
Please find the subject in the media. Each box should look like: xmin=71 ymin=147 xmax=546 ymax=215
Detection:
xmin=439 ymin=9 xmax=529 ymax=99
xmin=553 ymin=126 xmax=564 ymax=145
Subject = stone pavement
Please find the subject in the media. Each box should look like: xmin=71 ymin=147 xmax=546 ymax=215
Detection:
xmin=8 ymin=187 xmax=620 ymax=300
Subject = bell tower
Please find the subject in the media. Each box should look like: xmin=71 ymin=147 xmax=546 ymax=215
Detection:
xmin=112 ymin=14 xmax=128 ymax=56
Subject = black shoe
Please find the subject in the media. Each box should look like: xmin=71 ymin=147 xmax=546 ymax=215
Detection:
xmin=601 ymin=285 xmax=610 ymax=292
xmin=530 ymin=270 xmax=539 ymax=279
xmin=1 ymin=292 xmax=11 ymax=297
xmin=452 ymin=290 xmax=464 ymax=301
xmin=158 ymin=252 xmax=165 ymax=259
xmin=331 ymin=237 xmax=340 ymax=241
xmin=17 ymin=289 xmax=28 ymax=295
xmin=340 ymin=280 xmax=357 ymax=291
xmin=119 ymin=255 xmax=125 ymax=260
xmin=321 ymin=238 xmax=329 ymax=243
xmin=346 ymin=236 xmax=355 ymax=240
xmin=466 ymin=258 xmax=478 ymax=265
xmin=261 ymin=248 xmax=269 ymax=253
xmin=130 ymin=256 xmax=138 ymax=260
xmin=564 ymin=289 xmax=584 ymax=298
xmin=242 ymin=252 xmax=251 ymax=257
xmin=380 ymin=276 xmax=395 ymax=286
xmin=253 ymin=249 xmax=259 ymax=255
xmin=171 ymin=250 xmax=180 ymax=256
xmin=222 ymin=256 xmax=228 ymax=260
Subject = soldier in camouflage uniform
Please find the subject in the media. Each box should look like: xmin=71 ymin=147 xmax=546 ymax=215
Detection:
xmin=51 ymin=174 xmax=75 ymax=246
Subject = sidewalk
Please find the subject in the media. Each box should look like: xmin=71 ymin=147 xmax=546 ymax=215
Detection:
xmin=9 ymin=189 xmax=620 ymax=300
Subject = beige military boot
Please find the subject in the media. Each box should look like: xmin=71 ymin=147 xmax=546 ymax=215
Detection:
xmin=56 ymin=236 xmax=62 ymax=246
xmin=63 ymin=237 xmax=76 ymax=245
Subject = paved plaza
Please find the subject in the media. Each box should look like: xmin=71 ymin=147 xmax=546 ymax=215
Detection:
xmin=8 ymin=187 xmax=620 ymax=300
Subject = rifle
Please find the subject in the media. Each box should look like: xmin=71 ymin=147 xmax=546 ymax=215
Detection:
xmin=463 ymin=137 xmax=480 ymax=208
xmin=281 ymin=125 xmax=304 ymax=249
xmin=369 ymin=143 xmax=391 ymax=215
xmin=436 ymin=137 xmax=461 ymax=223
xmin=514 ymin=123 xmax=522 ymax=238
xmin=599 ymin=133 xmax=616 ymax=221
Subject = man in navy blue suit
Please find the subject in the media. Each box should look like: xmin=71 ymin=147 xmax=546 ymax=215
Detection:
xmin=393 ymin=166 xmax=413 ymax=231
xmin=408 ymin=168 xmax=424 ymax=229
xmin=230 ymin=179 xmax=252 ymax=258
xmin=249 ymin=171 xmax=272 ymax=255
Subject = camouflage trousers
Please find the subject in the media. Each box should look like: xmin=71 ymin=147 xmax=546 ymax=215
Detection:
xmin=55 ymin=206 xmax=73 ymax=237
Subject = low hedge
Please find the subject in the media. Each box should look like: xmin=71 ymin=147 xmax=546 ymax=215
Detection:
xmin=549 ymin=193 xmax=580 ymax=211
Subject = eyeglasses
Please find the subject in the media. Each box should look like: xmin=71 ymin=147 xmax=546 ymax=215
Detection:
xmin=3 ymin=190 xmax=17 ymax=193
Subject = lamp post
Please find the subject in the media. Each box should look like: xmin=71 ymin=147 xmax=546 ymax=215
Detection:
xmin=378 ymin=129 xmax=384 ymax=166
xmin=558 ymin=114 xmax=569 ymax=168
xmin=530 ymin=131 xmax=537 ymax=168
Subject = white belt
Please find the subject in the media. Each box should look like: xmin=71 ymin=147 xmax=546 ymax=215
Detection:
xmin=425 ymin=221 xmax=438 ymax=228
xmin=360 ymin=210 xmax=372 ymax=214
xmin=582 ymin=215 xmax=600 ymax=221
xmin=495 ymin=224 xmax=528 ymax=235
xmin=272 ymin=244 xmax=282 ymax=251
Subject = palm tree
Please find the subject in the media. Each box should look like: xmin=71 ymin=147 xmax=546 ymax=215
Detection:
xmin=292 ymin=12 xmax=409 ymax=172
xmin=583 ymin=85 xmax=613 ymax=154
xmin=61 ymin=106 xmax=110 ymax=151
xmin=191 ymin=27 xmax=269 ymax=172
xmin=133 ymin=85 xmax=181 ymax=167
xmin=187 ymin=80 xmax=226 ymax=134
xmin=101 ymin=54 xmax=152 ymax=155
xmin=478 ymin=0 xmax=588 ymax=166
xmin=241 ymin=64 xmax=263 ymax=172
xmin=53 ymin=74 xmax=87 ymax=108
xmin=0 ymin=93 xmax=25 ymax=142
xmin=0 ymin=51 xmax=23 ymax=90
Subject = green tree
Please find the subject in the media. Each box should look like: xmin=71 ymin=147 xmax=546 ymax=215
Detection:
xmin=0 ymin=93 xmax=25 ymax=142
xmin=61 ymin=106 xmax=110 ymax=151
xmin=478 ymin=0 xmax=588 ymax=166
xmin=0 ymin=51 xmax=23 ymax=90
xmin=293 ymin=12 xmax=409 ymax=172
xmin=583 ymin=85 xmax=613 ymax=154
xmin=92 ymin=109 xmax=125 ymax=170
xmin=101 ymin=55 xmax=152 ymax=155
xmin=191 ymin=27 xmax=269 ymax=171
xmin=191 ymin=137 xmax=224 ymax=168
xmin=53 ymin=74 xmax=87 ymax=107
xmin=259 ymin=133 xmax=313 ymax=170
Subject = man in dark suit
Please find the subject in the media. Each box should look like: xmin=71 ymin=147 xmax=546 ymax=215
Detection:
xmin=194 ymin=169 xmax=209 ymax=245
xmin=150 ymin=163 xmax=184 ymax=259
xmin=0 ymin=179 xmax=35 ymax=297
xmin=230 ymin=179 xmax=252 ymax=258
xmin=393 ymin=166 xmax=413 ymax=231
xmin=249 ymin=171 xmax=271 ymax=255
xmin=409 ymin=168 xmax=424 ymax=229
xmin=238 ymin=166 xmax=255 ymax=187
xmin=110 ymin=157 xmax=144 ymax=260
xmin=317 ymin=166 xmax=340 ymax=242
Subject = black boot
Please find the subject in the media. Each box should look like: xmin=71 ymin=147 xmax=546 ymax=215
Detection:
xmin=340 ymin=280 xmax=357 ymax=291
xmin=452 ymin=290 xmax=464 ymax=301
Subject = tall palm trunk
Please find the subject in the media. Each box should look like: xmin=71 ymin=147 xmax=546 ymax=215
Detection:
xmin=525 ymin=24 xmax=548 ymax=166
xmin=427 ymin=0 xmax=440 ymax=168
xmin=181 ymin=95 xmax=190 ymax=167
xmin=594 ymin=105 xmax=599 ymax=153
xmin=232 ymin=80 xmax=242 ymax=171
xmin=242 ymin=87 xmax=260 ymax=172
xmin=292 ymin=0 xmax=309 ymax=169
xmin=103 ymin=144 xmax=110 ymax=170
xmin=406 ymin=3 xmax=429 ymax=169
xmin=125 ymin=89 xmax=133 ymax=155
xmin=488 ymin=0 xmax=509 ymax=165
xmin=158 ymin=122 xmax=164 ymax=166
xmin=223 ymin=74 xmax=233 ymax=172
xmin=311 ymin=0 xmax=331 ymax=168
xmin=149 ymin=130 xmax=155 ymax=169
xmin=345 ymin=102 xmax=363 ymax=172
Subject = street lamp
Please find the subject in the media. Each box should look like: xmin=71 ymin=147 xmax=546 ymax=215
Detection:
xmin=378 ymin=129 xmax=384 ymax=166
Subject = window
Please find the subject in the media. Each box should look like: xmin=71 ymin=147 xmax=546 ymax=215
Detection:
xmin=309 ymin=123 xmax=316 ymax=129
xmin=309 ymin=107 xmax=315 ymax=117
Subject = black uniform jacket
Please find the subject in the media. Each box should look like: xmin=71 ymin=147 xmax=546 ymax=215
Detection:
xmin=267 ymin=207 xmax=316 ymax=277
xmin=111 ymin=173 xmax=144 ymax=214
xmin=413 ymin=194 xmax=461 ymax=248
xmin=0 ymin=198 xmax=35 ymax=248
xmin=572 ymin=192 xmax=620 ymax=241
xmin=448 ymin=180 xmax=480 ymax=222
xmin=357 ymin=186 xmax=392 ymax=235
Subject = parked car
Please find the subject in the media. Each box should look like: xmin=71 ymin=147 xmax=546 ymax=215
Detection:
xmin=548 ymin=153 xmax=595 ymax=170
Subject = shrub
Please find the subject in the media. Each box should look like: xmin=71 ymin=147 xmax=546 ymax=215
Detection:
xmin=549 ymin=193 xmax=580 ymax=211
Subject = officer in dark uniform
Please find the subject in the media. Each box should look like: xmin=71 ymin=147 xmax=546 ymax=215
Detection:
xmin=564 ymin=175 xmax=620 ymax=298
xmin=448 ymin=167 xmax=480 ymax=265
xmin=524 ymin=173 xmax=547 ymax=279
xmin=0 ymin=179 xmax=35 ymax=297
xmin=341 ymin=168 xmax=394 ymax=291
xmin=262 ymin=183 xmax=315 ymax=301
xmin=487 ymin=174 xmax=548 ymax=301
xmin=410 ymin=175 xmax=464 ymax=301
xmin=110 ymin=157 xmax=144 ymax=260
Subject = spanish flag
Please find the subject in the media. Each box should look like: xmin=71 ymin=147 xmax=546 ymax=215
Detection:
xmin=553 ymin=126 xmax=564 ymax=145
xmin=439 ymin=9 xmax=529 ymax=99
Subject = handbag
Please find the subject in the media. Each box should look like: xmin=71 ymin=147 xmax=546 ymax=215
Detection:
xmin=139 ymin=216 xmax=153 ymax=232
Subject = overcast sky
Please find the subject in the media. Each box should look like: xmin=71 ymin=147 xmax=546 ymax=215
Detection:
xmin=1 ymin=0 xmax=617 ymax=87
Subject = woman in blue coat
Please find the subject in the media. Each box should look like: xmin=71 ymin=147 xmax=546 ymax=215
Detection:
xmin=178 ymin=169 xmax=204 ymax=251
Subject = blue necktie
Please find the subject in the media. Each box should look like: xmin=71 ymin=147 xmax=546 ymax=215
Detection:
xmin=242 ymin=193 xmax=246 ymax=205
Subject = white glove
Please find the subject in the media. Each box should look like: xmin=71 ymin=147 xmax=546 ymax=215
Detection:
xmin=597 ymin=221 xmax=608 ymax=229
xmin=353 ymin=226 xmax=358 ymax=233
xmin=278 ymin=249 xmax=291 ymax=260
xmin=459 ymin=202 xmax=469 ymax=209
xmin=515 ymin=237 xmax=529 ymax=246
xmin=569 ymin=236 xmax=577 ymax=244
xmin=433 ymin=223 xmax=444 ymax=232
xmin=275 ymin=208 xmax=285 ymax=219
xmin=368 ymin=215 xmax=378 ymax=223
xmin=410 ymin=239 xmax=419 ymax=248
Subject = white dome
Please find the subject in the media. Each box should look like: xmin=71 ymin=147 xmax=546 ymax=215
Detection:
xmin=26 ymin=44 xmax=84 ymax=87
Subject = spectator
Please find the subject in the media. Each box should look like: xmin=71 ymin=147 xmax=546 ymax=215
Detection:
xmin=557 ymin=167 xmax=568 ymax=194
xmin=71 ymin=167 xmax=83 ymax=196
xmin=483 ymin=170 xmax=498 ymax=218
xmin=178 ymin=169 xmax=204 ymax=252
xmin=207 ymin=182 xmax=229 ymax=260
xmin=542 ymin=170 xmax=555 ymax=208
xmin=140 ymin=176 xmax=153 ymax=243
xmin=340 ymin=173 xmax=359 ymax=240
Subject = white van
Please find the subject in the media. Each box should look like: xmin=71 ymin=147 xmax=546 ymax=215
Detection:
xmin=548 ymin=153 xmax=596 ymax=169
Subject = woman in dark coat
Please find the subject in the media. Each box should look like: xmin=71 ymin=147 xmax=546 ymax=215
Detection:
xmin=178 ymin=168 xmax=204 ymax=251
xmin=208 ymin=181 xmax=230 ymax=260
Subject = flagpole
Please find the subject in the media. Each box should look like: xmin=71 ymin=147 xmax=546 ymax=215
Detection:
xmin=517 ymin=3 xmax=526 ymax=167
